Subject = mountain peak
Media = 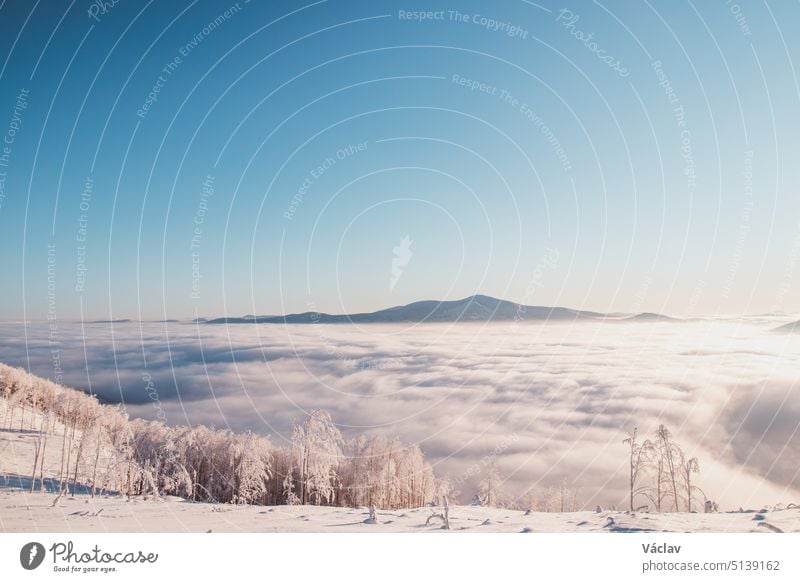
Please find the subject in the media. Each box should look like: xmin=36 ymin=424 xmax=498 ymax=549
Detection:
xmin=207 ymin=295 xmax=603 ymax=324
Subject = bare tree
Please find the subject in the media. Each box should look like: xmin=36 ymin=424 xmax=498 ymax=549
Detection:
xmin=478 ymin=460 xmax=504 ymax=507
xmin=623 ymin=427 xmax=652 ymax=511
xmin=679 ymin=452 xmax=700 ymax=512
xmin=653 ymin=425 xmax=681 ymax=511
xmin=557 ymin=478 xmax=580 ymax=512
xmin=516 ymin=486 xmax=540 ymax=512
xmin=29 ymin=410 xmax=49 ymax=492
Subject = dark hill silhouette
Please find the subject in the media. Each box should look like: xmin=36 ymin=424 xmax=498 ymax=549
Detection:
xmin=207 ymin=294 xmax=609 ymax=324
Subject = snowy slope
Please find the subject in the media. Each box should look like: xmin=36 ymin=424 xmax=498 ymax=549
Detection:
xmin=0 ymin=489 xmax=798 ymax=533
xmin=2 ymin=410 xmax=798 ymax=533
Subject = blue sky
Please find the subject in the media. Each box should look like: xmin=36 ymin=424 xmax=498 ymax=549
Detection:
xmin=0 ymin=0 xmax=799 ymax=320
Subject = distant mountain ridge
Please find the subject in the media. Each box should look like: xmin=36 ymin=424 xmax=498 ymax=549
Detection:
xmin=207 ymin=294 xmax=614 ymax=324
xmin=772 ymin=320 xmax=800 ymax=333
xmin=622 ymin=312 xmax=680 ymax=322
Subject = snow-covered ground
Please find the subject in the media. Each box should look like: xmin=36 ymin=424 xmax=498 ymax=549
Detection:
xmin=2 ymin=417 xmax=798 ymax=533
xmin=2 ymin=488 xmax=799 ymax=533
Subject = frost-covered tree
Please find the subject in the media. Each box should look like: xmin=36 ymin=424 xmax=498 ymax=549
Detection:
xmin=292 ymin=409 xmax=343 ymax=505
xmin=230 ymin=431 xmax=271 ymax=504
xmin=0 ymin=363 xmax=440 ymax=509
xmin=338 ymin=434 xmax=436 ymax=509
xmin=478 ymin=460 xmax=504 ymax=507
xmin=515 ymin=486 xmax=541 ymax=512
xmin=678 ymin=452 xmax=701 ymax=512
xmin=623 ymin=427 xmax=652 ymax=511
xmin=653 ymin=425 xmax=681 ymax=512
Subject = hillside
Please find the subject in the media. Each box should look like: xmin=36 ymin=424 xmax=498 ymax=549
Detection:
xmin=0 ymin=363 xmax=438 ymax=511
xmin=2 ymin=488 xmax=799 ymax=533
xmin=3 ymin=423 xmax=798 ymax=533
xmin=2 ymin=363 xmax=799 ymax=533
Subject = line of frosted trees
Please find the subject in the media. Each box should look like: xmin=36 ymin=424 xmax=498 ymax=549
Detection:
xmin=468 ymin=425 xmax=707 ymax=513
xmin=471 ymin=461 xmax=582 ymax=512
xmin=623 ymin=425 xmax=705 ymax=512
xmin=0 ymin=364 xmax=439 ymax=509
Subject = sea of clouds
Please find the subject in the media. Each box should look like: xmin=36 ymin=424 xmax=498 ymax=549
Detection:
xmin=0 ymin=317 xmax=798 ymax=509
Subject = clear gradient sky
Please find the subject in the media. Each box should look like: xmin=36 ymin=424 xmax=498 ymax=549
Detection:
xmin=0 ymin=0 xmax=799 ymax=320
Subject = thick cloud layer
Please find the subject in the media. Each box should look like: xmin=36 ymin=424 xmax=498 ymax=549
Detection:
xmin=1 ymin=317 xmax=798 ymax=508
